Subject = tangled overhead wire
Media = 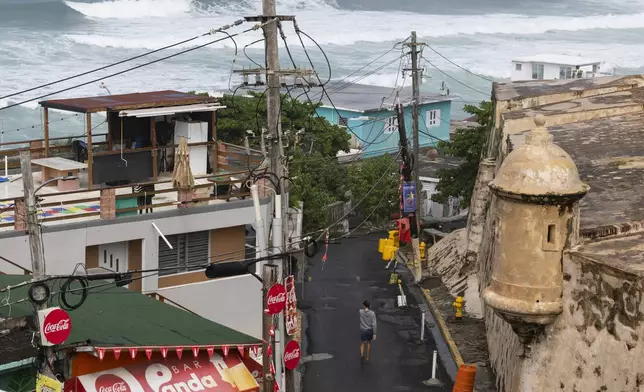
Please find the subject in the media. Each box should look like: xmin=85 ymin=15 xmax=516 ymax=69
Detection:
xmin=58 ymin=276 xmax=88 ymax=311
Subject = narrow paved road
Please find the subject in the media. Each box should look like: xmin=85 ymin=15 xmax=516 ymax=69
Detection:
xmin=300 ymin=235 xmax=452 ymax=392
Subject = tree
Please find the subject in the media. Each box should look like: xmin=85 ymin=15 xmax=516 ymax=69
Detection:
xmin=215 ymin=92 xmax=350 ymax=156
xmin=345 ymin=154 xmax=400 ymax=226
xmin=210 ymin=91 xmax=351 ymax=231
xmin=289 ymin=149 xmax=345 ymax=232
xmin=190 ymin=90 xmax=399 ymax=231
xmin=431 ymin=101 xmax=492 ymax=208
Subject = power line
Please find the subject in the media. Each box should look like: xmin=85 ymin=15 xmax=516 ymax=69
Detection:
xmin=425 ymin=44 xmax=495 ymax=82
xmin=1 ymin=113 xmax=81 ymax=135
xmin=421 ymin=56 xmax=491 ymax=97
xmin=0 ymin=19 xmax=246 ymax=102
xmin=0 ymin=19 xmax=272 ymax=112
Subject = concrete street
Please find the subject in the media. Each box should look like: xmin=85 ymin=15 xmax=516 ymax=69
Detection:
xmin=299 ymin=235 xmax=453 ymax=392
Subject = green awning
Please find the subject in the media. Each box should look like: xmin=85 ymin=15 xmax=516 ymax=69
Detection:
xmin=0 ymin=275 xmax=259 ymax=348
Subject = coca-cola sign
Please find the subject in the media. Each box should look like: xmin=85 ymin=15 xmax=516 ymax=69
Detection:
xmin=265 ymin=283 xmax=286 ymax=315
xmin=95 ymin=375 xmax=129 ymax=392
xmin=285 ymin=276 xmax=298 ymax=336
xmin=283 ymin=340 xmax=301 ymax=371
xmin=40 ymin=307 xmax=72 ymax=346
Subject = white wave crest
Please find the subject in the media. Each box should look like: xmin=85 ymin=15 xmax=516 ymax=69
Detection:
xmin=64 ymin=0 xmax=193 ymax=19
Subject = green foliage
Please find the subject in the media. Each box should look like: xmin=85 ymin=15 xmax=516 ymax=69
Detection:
xmin=345 ymin=154 xmax=400 ymax=225
xmin=289 ymin=150 xmax=344 ymax=232
xmin=431 ymin=101 xmax=492 ymax=208
xmin=191 ymin=89 xmax=398 ymax=230
xmin=215 ymin=92 xmax=350 ymax=156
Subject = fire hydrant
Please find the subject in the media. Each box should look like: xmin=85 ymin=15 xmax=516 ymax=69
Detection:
xmin=453 ymin=296 xmax=464 ymax=319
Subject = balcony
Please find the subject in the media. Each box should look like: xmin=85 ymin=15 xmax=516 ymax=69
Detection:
xmin=0 ymin=91 xmax=264 ymax=232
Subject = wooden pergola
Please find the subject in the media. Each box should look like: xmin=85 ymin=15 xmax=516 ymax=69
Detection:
xmin=39 ymin=91 xmax=221 ymax=190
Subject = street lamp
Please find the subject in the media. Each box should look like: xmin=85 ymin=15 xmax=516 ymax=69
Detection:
xmin=34 ymin=176 xmax=78 ymax=194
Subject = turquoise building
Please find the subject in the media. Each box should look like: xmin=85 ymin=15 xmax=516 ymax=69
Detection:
xmin=305 ymin=84 xmax=452 ymax=157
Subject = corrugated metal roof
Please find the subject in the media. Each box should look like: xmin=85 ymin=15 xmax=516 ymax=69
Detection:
xmin=0 ymin=274 xmax=260 ymax=347
xmin=40 ymin=90 xmax=219 ymax=113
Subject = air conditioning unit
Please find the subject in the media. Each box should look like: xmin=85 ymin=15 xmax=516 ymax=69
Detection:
xmin=174 ymin=121 xmax=208 ymax=175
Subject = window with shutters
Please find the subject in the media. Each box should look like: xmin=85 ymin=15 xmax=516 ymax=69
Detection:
xmin=158 ymin=230 xmax=210 ymax=276
xmin=339 ymin=116 xmax=348 ymax=127
xmin=384 ymin=116 xmax=398 ymax=134
xmin=426 ymin=109 xmax=440 ymax=128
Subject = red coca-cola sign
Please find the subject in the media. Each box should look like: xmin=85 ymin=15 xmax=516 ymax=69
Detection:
xmin=95 ymin=374 xmax=130 ymax=392
xmin=283 ymin=340 xmax=301 ymax=371
xmin=266 ymin=283 xmax=286 ymax=315
xmin=42 ymin=308 xmax=72 ymax=345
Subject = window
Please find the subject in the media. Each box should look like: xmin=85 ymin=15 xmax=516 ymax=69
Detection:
xmin=532 ymin=63 xmax=544 ymax=80
xmin=426 ymin=109 xmax=440 ymax=128
xmin=547 ymin=224 xmax=556 ymax=243
xmin=384 ymin=116 xmax=398 ymax=133
xmin=542 ymin=223 xmax=559 ymax=251
xmin=339 ymin=116 xmax=348 ymax=127
xmin=158 ymin=230 xmax=210 ymax=276
xmin=515 ymin=63 xmax=522 ymax=71
xmin=559 ymin=67 xmax=573 ymax=79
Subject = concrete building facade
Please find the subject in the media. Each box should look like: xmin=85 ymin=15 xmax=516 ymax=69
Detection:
xmin=309 ymin=84 xmax=452 ymax=157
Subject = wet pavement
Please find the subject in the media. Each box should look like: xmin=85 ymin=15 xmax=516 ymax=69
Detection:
xmin=299 ymin=235 xmax=453 ymax=392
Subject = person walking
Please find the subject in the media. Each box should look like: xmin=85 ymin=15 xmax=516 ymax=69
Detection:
xmin=359 ymin=300 xmax=377 ymax=363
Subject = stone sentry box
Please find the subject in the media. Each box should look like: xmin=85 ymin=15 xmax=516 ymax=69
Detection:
xmin=482 ymin=115 xmax=589 ymax=349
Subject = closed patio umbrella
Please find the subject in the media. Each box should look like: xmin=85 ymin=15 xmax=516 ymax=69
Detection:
xmin=172 ymin=136 xmax=194 ymax=190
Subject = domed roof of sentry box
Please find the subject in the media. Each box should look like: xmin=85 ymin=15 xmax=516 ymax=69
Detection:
xmin=489 ymin=115 xmax=589 ymax=200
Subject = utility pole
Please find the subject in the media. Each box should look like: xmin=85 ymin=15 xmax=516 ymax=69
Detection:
xmin=263 ymin=0 xmax=283 ymax=191
xmin=261 ymin=1 xmax=287 ymax=390
xmin=240 ymin=7 xmax=312 ymax=390
xmin=20 ymin=151 xmax=56 ymax=377
xmin=262 ymin=264 xmax=278 ymax=392
xmin=404 ymin=31 xmax=425 ymax=282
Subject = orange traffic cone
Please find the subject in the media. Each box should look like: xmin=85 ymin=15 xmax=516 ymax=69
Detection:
xmin=452 ymin=364 xmax=476 ymax=392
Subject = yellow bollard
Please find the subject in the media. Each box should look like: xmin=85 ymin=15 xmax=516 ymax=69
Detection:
xmin=453 ymin=296 xmax=464 ymax=319
xmin=388 ymin=230 xmax=400 ymax=248
xmin=420 ymin=242 xmax=426 ymax=259
xmin=382 ymin=245 xmax=393 ymax=261
xmin=378 ymin=238 xmax=387 ymax=253
xmin=382 ymin=243 xmax=398 ymax=262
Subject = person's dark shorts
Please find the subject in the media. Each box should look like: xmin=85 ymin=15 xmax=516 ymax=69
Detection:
xmin=360 ymin=329 xmax=374 ymax=342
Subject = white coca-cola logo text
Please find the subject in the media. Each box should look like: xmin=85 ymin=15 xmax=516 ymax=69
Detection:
xmin=286 ymin=291 xmax=296 ymax=303
xmin=284 ymin=348 xmax=300 ymax=361
xmin=44 ymin=319 xmax=70 ymax=334
xmin=267 ymin=292 xmax=286 ymax=305
xmin=98 ymin=382 xmax=128 ymax=392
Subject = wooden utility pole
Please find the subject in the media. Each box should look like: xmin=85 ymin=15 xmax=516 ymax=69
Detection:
xmin=20 ymin=151 xmax=56 ymax=377
xmin=263 ymin=0 xmax=283 ymax=190
xmin=262 ymin=264 xmax=278 ymax=392
xmin=261 ymin=1 xmax=287 ymax=389
xmin=405 ymin=31 xmax=425 ymax=282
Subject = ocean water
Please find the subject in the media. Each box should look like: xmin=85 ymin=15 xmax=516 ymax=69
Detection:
xmin=1 ymin=0 xmax=644 ymax=143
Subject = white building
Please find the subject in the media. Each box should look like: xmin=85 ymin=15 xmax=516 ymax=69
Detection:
xmin=511 ymin=54 xmax=608 ymax=82
xmin=419 ymin=176 xmax=463 ymax=219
